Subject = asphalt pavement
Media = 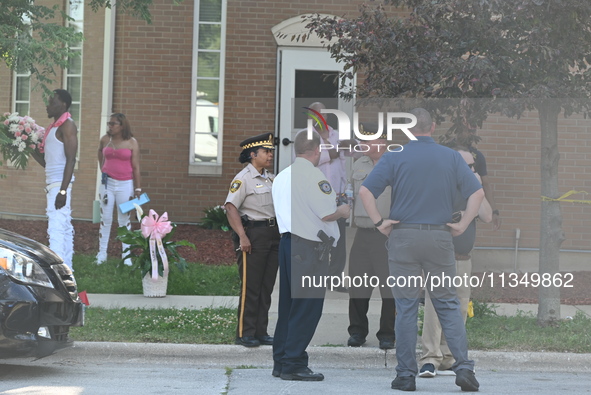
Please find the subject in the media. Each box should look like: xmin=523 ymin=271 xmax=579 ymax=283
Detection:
xmin=49 ymin=290 xmax=590 ymax=394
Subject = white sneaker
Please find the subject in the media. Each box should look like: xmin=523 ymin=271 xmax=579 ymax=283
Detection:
xmin=419 ymin=363 xmax=436 ymax=378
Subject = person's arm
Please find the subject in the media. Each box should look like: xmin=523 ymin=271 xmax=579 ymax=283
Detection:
xmin=447 ymin=188 xmax=484 ymax=237
xmin=359 ymin=186 xmax=398 ymax=236
xmin=478 ymin=196 xmax=493 ymax=223
xmin=481 ymin=175 xmax=501 ymax=230
xmin=225 ymin=203 xmax=251 ymax=253
xmin=130 ymin=138 xmax=142 ymax=197
xmin=321 ymin=203 xmax=350 ymax=222
xmin=31 ymin=150 xmax=45 ymax=168
xmin=55 ymin=120 xmax=78 ymax=210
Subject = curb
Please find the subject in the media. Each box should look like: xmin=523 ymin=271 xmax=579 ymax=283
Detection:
xmin=50 ymin=342 xmax=591 ymax=373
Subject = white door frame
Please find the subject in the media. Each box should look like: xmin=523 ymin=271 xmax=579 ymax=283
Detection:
xmin=274 ymin=47 xmax=355 ymax=172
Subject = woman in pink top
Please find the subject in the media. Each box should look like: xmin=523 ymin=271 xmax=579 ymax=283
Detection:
xmin=96 ymin=113 xmax=142 ymax=264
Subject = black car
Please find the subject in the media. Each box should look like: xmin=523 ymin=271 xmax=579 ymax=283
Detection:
xmin=0 ymin=228 xmax=84 ymax=358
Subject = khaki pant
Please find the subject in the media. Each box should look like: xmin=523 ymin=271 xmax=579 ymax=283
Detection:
xmin=419 ymin=258 xmax=472 ymax=371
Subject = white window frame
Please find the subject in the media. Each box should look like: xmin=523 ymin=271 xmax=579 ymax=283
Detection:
xmin=189 ymin=0 xmax=227 ymax=176
xmin=65 ymin=0 xmax=84 ymax=127
xmin=12 ymin=71 xmax=31 ymax=116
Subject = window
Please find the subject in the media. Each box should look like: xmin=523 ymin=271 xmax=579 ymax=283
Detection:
xmin=66 ymin=0 xmax=84 ymax=126
xmin=190 ymin=0 xmax=226 ymax=175
xmin=13 ymin=67 xmax=30 ymax=116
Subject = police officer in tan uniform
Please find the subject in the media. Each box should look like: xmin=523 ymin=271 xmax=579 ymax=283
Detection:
xmin=225 ymin=133 xmax=279 ymax=348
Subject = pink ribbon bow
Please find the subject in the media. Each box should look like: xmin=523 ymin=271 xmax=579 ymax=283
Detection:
xmin=141 ymin=209 xmax=173 ymax=280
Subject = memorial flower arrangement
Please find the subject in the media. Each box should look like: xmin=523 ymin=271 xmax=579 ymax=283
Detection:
xmin=117 ymin=205 xmax=195 ymax=280
xmin=0 ymin=112 xmax=45 ymax=170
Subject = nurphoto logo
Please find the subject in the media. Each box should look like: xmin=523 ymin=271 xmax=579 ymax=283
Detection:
xmin=304 ymin=108 xmax=418 ymax=153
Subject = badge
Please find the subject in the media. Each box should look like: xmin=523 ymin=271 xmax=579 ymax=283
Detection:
xmin=229 ymin=180 xmax=242 ymax=193
xmin=318 ymin=180 xmax=332 ymax=195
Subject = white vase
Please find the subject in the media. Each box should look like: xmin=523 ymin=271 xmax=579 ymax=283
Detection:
xmin=142 ymin=273 xmax=168 ymax=298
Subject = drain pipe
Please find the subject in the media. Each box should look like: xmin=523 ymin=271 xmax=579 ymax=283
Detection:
xmin=514 ymin=228 xmax=520 ymax=272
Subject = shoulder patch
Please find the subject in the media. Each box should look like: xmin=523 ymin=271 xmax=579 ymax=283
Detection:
xmin=318 ymin=180 xmax=332 ymax=195
xmin=229 ymin=180 xmax=242 ymax=193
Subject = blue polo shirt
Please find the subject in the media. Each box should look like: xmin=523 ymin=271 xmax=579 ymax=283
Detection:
xmin=362 ymin=136 xmax=482 ymax=225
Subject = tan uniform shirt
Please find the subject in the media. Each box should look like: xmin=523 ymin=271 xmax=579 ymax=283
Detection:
xmin=352 ymin=156 xmax=391 ymax=228
xmin=225 ymin=163 xmax=275 ymax=221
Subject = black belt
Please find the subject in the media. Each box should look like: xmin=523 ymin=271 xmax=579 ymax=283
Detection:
xmin=393 ymin=224 xmax=449 ymax=231
xmin=247 ymin=218 xmax=276 ymax=228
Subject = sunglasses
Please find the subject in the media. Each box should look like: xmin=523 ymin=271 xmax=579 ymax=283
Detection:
xmin=107 ymin=122 xmax=121 ymax=127
xmin=468 ymin=163 xmax=477 ymax=173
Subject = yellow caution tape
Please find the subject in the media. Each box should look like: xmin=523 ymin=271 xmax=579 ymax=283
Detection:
xmin=541 ymin=190 xmax=591 ymax=204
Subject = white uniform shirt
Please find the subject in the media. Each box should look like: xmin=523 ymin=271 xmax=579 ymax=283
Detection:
xmin=273 ymin=157 xmax=339 ymax=246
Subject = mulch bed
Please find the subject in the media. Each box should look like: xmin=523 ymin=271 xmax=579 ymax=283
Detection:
xmin=0 ymin=218 xmax=236 ymax=266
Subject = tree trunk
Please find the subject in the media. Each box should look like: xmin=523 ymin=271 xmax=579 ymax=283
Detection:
xmin=536 ymin=100 xmax=565 ymax=326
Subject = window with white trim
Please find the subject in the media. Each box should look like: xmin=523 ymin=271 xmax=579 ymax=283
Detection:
xmin=13 ymin=67 xmax=31 ymax=116
xmin=190 ymin=0 xmax=226 ymax=175
xmin=66 ymin=0 xmax=84 ymax=126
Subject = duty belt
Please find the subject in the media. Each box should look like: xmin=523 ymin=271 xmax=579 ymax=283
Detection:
xmin=247 ymin=218 xmax=276 ymax=228
xmin=392 ymin=223 xmax=449 ymax=231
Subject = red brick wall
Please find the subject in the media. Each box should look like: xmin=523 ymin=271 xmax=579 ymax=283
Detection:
xmin=473 ymin=110 xmax=591 ymax=251
xmin=0 ymin=0 xmax=590 ymax=256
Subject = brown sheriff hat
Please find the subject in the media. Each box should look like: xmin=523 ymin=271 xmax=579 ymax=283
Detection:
xmin=240 ymin=133 xmax=275 ymax=150
xmin=359 ymin=122 xmax=388 ymax=139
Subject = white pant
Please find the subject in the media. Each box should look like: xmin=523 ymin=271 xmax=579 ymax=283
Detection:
xmin=97 ymin=178 xmax=133 ymax=262
xmin=46 ymin=186 xmax=74 ymax=269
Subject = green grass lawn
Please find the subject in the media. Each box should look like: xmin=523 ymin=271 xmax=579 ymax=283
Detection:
xmin=73 ymin=254 xmax=240 ymax=296
xmin=69 ymin=255 xmax=591 ymax=353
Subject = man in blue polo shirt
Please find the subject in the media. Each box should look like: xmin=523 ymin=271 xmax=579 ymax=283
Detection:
xmin=359 ymin=108 xmax=484 ymax=392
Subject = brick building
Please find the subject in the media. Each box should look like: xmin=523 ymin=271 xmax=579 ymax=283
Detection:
xmin=0 ymin=0 xmax=589 ymax=268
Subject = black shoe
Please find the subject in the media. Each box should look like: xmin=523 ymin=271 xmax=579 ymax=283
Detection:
xmin=347 ymin=333 xmax=366 ymax=347
xmin=379 ymin=339 xmax=395 ymax=350
xmin=256 ymin=335 xmax=274 ymax=345
xmin=391 ymin=375 xmax=416 ymax=391
xmin=235 ymin=336 xmax=260 ymax=347
xmin=455 ymin=369 xmax=479 ymax=392
xmin=272 ymin=362 xmax=281 ymax=377
xmin=280 ymin=367 xmax=324 ymax=381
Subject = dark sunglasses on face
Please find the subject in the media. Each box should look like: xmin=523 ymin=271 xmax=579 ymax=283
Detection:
xmin=107 ymin=122 xmax=121 ymax=127
xmin=468 ymin=163 xmax=477 ymax=173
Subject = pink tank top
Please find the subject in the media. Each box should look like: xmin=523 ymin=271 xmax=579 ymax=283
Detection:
xmin=102 ymin=146 xmax=133 ymax=180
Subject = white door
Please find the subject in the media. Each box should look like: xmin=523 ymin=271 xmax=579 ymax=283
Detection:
xmin=276 ymin=48 xmax=354 ymax=171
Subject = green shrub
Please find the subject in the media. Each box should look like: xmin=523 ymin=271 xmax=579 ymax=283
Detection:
xmin=200 ymin=205 xmax=230 ymax=231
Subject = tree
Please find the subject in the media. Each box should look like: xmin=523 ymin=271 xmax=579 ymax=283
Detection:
xmin=306 ymin=0 xmax=591 ymax=325
xmin=0 ymin=0 xmax=154 ymax=95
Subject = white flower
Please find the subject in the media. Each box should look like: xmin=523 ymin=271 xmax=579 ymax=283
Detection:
xmin=134 ymin=203 xmax=144 ymax=219
xmin=17 ymin=141 xmax=25 ymax=152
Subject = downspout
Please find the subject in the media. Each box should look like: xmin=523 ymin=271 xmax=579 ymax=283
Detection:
xmin=94 ymin=5 xmax=116 ymax=222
